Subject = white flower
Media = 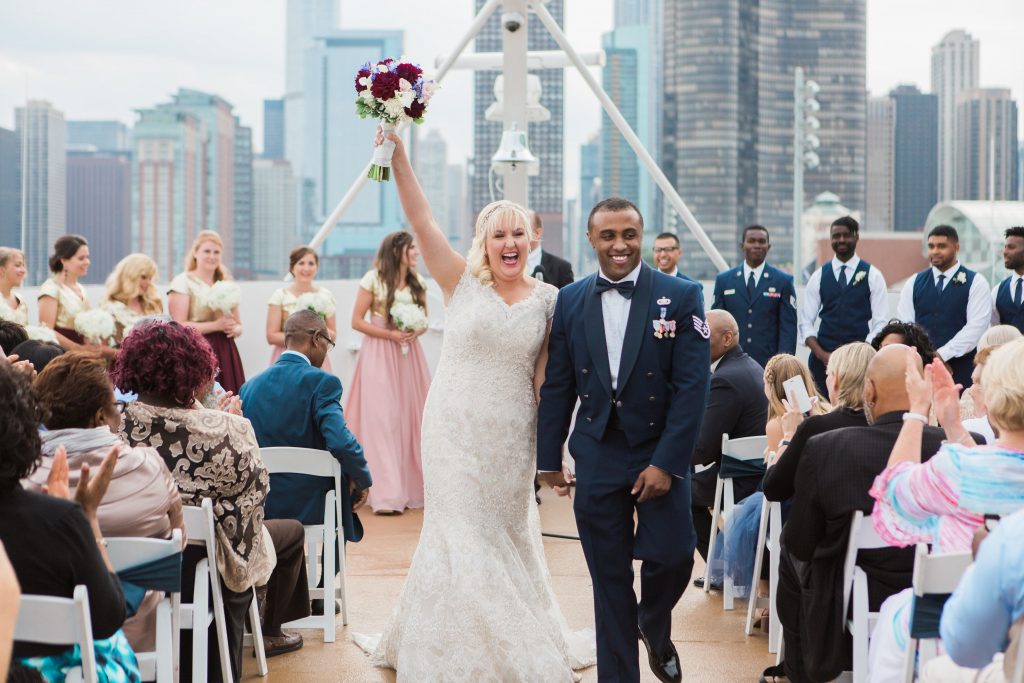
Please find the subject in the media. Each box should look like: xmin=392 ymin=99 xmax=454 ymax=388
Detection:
xmin=202 ymin=280 xmax=241 ymax=315
xmin=358 ymin=76 xmax=372 ymax=88
xmin=383 ymin=98 xmax=406 ymax=119
xmin=377 ymin=63 xmax=389 ymax=73
xmin=852 ymin=271 xmax=866 ymax=286
xmin=398 ymin=78 xmax=412 ymax=92
xmin=295 ymin=290 xmax=336 ymax=319
xmin=954 ymin=271 xmax=967 ymax=285
xmin=397 ymin=89 xmax=415 ymax=108
xmin=421 ymin=81 xmax=438 ymax=101
xmin=74 ymin=309 xmax=116 ymax=343
xmin=25 ymin=325 xmax=58 ymax=343
xmin=360 ymin=89 xmax=376 ymax=104
xmin=390 ymin=303 xmax=428 ymax=332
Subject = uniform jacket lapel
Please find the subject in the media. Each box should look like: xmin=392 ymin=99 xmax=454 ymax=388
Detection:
xmin=583 ymin=276 xmax=613 ymax=397
xmin=615 ymin=264 xmax=653 ymax=395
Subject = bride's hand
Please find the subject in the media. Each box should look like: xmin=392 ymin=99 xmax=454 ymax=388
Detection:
xmin=375 ymin=125 xmax=405 ymax=156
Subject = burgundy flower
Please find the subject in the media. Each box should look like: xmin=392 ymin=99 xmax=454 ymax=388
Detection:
xmin=370 ymin=71 xmax=401 ymax=100
xmin=395 ymin=62 xmax=422 ymax=85
xmin=354 ymin=68 xmax=372 ymax=93
xmin=405 ymin=99 xmax=426 ymax=119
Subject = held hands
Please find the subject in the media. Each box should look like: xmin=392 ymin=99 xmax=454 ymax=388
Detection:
xmin=43 ymin=445 xmax=119 ymax=521
xmin=539 ymin=463 xmax=577 ymax=498
xmin=390 ymin=329 xmax=415 ymax=344
xmin=631 ymin=465 xmax=672 ymax=503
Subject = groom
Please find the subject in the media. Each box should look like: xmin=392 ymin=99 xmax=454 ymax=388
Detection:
xmin=538 ymin=197 xmax=710 ymax=683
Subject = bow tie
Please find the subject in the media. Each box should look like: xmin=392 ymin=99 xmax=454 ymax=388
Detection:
xmin=595 ymin=277 xmax=635 ymax=299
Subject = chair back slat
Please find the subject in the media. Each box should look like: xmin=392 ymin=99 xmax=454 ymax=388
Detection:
xmin=260 ymin=447 xmax=339 ymax=479
xmin=15 ymin=585 xmax=97 ymax=681
xmin=911 ymin=543 xmax=972 ymax=597
xmin=107 ymin=529 xmax=183 ymax=572
xmin=182 ymin=498 xmax=217 ymax=549
xmin=721 ymin=434 xmax=768 ymax=461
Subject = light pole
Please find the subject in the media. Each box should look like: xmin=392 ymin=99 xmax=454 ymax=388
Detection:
xmin=792 ymin=67 xmax=820 ymax=282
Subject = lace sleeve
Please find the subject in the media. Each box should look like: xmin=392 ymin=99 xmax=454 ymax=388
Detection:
xmin=540 ymin=283 xmax=558 ymax=321
xmin=445 ymin=266 xmax=477 ymax=308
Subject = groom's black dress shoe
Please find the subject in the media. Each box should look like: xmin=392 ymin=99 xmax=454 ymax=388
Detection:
xmin=638 ymin=626 xmax=682 ymax=683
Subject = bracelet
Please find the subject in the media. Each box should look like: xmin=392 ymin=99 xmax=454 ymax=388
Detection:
xmin=95 ymin=537 xmax=108 ymax=548
xmin=779 ymin=439 xmax=791 ymax=448
xmin=902 ymin=412 xmax=928 ymax=424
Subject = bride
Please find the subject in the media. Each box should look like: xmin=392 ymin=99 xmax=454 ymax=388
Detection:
xmin=354 ymin=129 xmax=595 ymax=681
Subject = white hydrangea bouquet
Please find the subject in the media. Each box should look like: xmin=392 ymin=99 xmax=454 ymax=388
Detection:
xmin=25 ymin=325 xmax=58 ymax=344
xmin=389 ymin=302 xmax=428 ymax=356
xmin=203 ymin=280 xmax=241 ymax=315
xmin=296 ymin=290 xmax=336 ymax=319
xmin=74 ymin=309 xmax=116 ymax=344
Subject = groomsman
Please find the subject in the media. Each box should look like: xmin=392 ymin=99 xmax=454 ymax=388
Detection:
xmin=800 ymin=216 xmax=889 ymax=392
xmin=991 ymin=226 xmax=1024 ymax=334
xmin=652 ymin=232 xmax=698 ymax=283
xmin=528 ymin=210 xmax=574 ymax=289
xmin=897 ymin=225 xmax=991 ymax=388
xmin=711 ymin=225 xmax=797 ymax=368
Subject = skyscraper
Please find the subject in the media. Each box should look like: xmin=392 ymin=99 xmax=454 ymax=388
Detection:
xmin=932 ymin=30 xmax=980 ymax=202
xmin=132 ymin=108 xmax=206 ymax=279
xmin=233 ymin=119 xmax=254 ymax=278
xmin=955 ymin=88 xmax=1020 ymax=201
xmin=865 ymin=95 xmax=895 ymax=232
xmin=662 ymin=0 xmax=867 ymax=278
xmin=284 ymin=0 xmax=339 ymax=183
xmin=252 ymin=159 xmax=297 ymax=277
xmin=890 ymin=85 xmax=938 ymax=231
xmin=471 ymin=0 xmax=565 ymax=256
xmin=16 ymin=100 xmax=66 ymax=284
xmin=615 ymin=0 xmax=655 ymax=27
xmin=302 ymin=29 xmax=404 ymax=278
xmin=66 ymin=121 xmax=129 ymax=153
xmin=262 ymin=99 xmax=285 ymax=160
xmin=0 ymin=127 xmax=18 ymax=249
xmin=66 ymin=152 xmax=131 ymax=283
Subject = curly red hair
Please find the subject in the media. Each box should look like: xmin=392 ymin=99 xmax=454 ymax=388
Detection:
xmin=110 ymin=321 xmax=218 ymax=406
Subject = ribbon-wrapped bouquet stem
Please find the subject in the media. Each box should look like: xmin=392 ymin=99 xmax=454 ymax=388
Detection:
xmin=355 ymin=58 xmax=436 ymax=182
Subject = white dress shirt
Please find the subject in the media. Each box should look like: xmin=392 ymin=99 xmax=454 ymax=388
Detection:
xmin=991 ymin=272 xmax=1024 ymax=324
xmin=742 ymin=261 xmax=766 ymax=290
xmin=527 ymin=244 xmax=543 ymax=274
xmin=599 ymin=263 xmax=641 ymax=392
xmin=896 ymin=261 xmax=992 ymax=361
xmin=798 ymin=254 xmax=889 ymax=344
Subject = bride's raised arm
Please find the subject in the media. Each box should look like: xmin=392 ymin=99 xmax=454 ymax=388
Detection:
xmin=380 ymin=129 xmax=466 ymax=297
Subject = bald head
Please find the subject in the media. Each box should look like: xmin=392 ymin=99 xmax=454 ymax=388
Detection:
xmin=707 ymin=309 xmax=739 ymax=362
xmin=864 ymin=343 xmax=922 ymax=421
xmin=284 ymin=309 xmax=326 ymax=339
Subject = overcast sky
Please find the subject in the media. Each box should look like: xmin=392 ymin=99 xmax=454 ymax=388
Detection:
xmin=1 ymin=0 xmax=1021 ymax=199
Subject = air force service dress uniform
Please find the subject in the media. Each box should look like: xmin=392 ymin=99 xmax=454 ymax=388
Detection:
xmin=712 ymin=263 xmax=797 ymax=368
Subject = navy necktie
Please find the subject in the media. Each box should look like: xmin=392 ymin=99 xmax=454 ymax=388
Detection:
xmin=838 ymin=265 xmax=848 ymax=289
xmin=936 ymin=274 xmax=947 ymax=294
xmin=747 ymin=271 xmax=756 ymax=296
xmin=1015 ymin=278 xmax=1023 ymax=307
xmin=595 ymin=277 xmax=635 ymax=299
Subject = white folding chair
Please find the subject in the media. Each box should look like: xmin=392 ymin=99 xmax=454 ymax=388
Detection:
xmin=260 ymin=446 xmax=347 ymax=641
xmin=181 ymin=499 xmax=267 ymax=682
xmin=107 ymin=529 xmax=184 ymax=683
xmin=1013 ymin=618 xmax=1024 ymax=683
xmin=15 ymin=584 xmax=97 ymax=683
xmin=745 ymin=496 xmax=783 ymax=653
xmin=703 ymin=433 xmax=768 ymax=610
xmin=842 ymin=510 xmax=890 ymax=683
xmin=901 ymin=543 xmax=972 ymax=682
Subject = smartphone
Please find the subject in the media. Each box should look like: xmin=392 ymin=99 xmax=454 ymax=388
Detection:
xmin=783 ymin=375 xmax=813 ymax=415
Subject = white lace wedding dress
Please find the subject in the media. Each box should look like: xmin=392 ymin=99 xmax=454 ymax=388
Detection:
xmin=355 ymin=269 xmax=595 ymax=682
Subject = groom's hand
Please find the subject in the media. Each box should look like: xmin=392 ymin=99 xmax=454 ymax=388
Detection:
xmin=632 ymin=466 xmax=672 ymax=503
xmin=539 ymin=471 xmax=572 ymax=498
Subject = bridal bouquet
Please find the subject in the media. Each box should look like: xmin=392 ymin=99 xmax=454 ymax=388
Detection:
xmin=74 ymin=309 xmax=116 ymax=344
xmin=203 ymin=280 xmax=241 ymax=315
xmin=25 ymin=325 xmax=58 ymax=344
xmin=389 ymin=302 xmax=428 ymax=356
xmin=296 ymin=290 xmax=336 ymax=319
xmin=355 ymin=58 xmax=437 ymax=182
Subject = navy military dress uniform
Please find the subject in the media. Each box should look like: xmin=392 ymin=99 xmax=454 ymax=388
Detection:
xmin=712 ymin=263 xmax=797 ymax=368
xmin=992 ymin=272 xmax=1024 ymax=334
xmin=897 ymin=263 xmax=991 ymax=388
xmin=800 ymin=256 xmax=888 ymax=393
xmin=538 ymin=263 xmax=710 ymax=683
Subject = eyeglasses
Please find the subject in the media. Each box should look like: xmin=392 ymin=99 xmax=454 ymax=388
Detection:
xmin=313 ymin=330 xmax=336 ymax=350
xmin=114 ymin=400 xmax=128 ymax=414
xmin=653 ymin=246 xmax=679 ymax=254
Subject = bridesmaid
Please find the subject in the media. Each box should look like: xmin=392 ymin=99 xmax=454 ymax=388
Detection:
xmin=346 ymin=231 xmax=431 ymax=514
xmin=167 ymin=230 xmax=246 ymax=393
xmin=266 ymin=246 xmax=337 ymax=372
xmin=101 ymin=253 xmax=164 ymax=344
xmin=0 ymin=247 xmax=29 ymax=325
xmin=38 ymin=235 xmax=114 ymax=358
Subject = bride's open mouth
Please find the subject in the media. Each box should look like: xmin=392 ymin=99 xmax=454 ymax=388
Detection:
xmin=501 ymin=251 xmax=520 ymax=266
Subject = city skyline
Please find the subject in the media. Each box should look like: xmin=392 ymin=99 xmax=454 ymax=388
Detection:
xmin=1 ymin=0 xmax=1022 ymax=204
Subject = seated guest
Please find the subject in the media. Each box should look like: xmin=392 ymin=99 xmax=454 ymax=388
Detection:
xmin=8 ymin=340 xmax=63 ymax=373
xmin=961 ymin=326 xmax=1023 ymax=420
xmin=240 ymin=309 xmax=372 ymax=613
xmin=961 ymin=345 xmax=1002 ymax=442
xmin=867 ymin=344 xmax=1024 ymax=682
xmin=762 ymin=354 xmax=830 ymax=452
xmin=920 ymin=510 xmax=1024 ymax=682
xmin=111 ymin=321 xmax=310 ymax=677
xmin=872 ymin=320 xmax=938 ymax=365
xmin=0 ymin=320 xmax=28 ymax=356
xmin=763 ymin=342 xmax=875 ymax=503
xmin=0 ymin=362 xmax=138 ymax=680
xmin=692 ymin=309 xmax=769 ymax=563
xmin=24 ymin=351 xmax=184 ymax=651
xmin=774 ymin=345 xmax=947 ymax=683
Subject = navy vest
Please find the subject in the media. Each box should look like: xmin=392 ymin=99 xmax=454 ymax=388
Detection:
xmin=912 ymin=266 xmax=975 ymax=349
xmin=817 ymin=260 xmax=873 ymax=350
xmin=995 ymin=276 xmax=1024 ymax=334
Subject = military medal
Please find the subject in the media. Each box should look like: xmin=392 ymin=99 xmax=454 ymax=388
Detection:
xmin=653 ymin=297 xmax=673 ymax=338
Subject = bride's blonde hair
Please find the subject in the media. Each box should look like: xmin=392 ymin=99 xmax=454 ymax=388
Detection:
xmin=466 ymin=200 xmax=531 ymax=287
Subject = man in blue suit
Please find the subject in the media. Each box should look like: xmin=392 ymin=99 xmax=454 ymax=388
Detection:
xmin=712 ymin=225 xmax=797 ymax=368
xmin=538 ymin=198 xmax=711 ymax=683
xmin=991 ymin=226 xmax=1024 ymax=334
xmin=240 ymin=310 xmax=372 ymax=608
